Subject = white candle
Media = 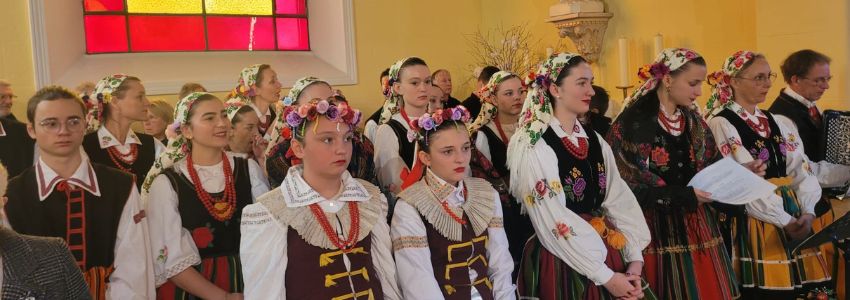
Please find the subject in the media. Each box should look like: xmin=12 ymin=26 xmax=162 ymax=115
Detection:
xmin=653 ymin=33 xmax=664 ymax=56
xmin=618 ymin=38 xmax=629 ymax=87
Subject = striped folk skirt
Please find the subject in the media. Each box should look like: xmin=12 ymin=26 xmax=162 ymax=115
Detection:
xmin=83 ymin=265 xmax=114 ymax=300
xmin=643 ymin=204 xmax=739 ymax=300
xmin=156 ymin=254 xmax=244 ymax=300
xmin=517 ymin=215 xmax=656 ymax=300
xmin=725 ymin=178 xmax=832 ymax=299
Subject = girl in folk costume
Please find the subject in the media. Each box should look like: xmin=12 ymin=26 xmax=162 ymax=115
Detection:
xmin=507 ymin=53 xmax=653 ymax=300
xmin=265 ymin=76 xmax=377 ymax=188
xmin=83 ymin=74 xmax=166 ymax=189
xmin=374 ymin=57 xmax=433 ymax=195
xmin=705 ymin=50 xmax=832 ymax=299
xmin=240 ymin=99 xmax=401 ymax=299
xmin=142 ymin=92 xmax=270 ymax=299
xmin=466 ymin=71 xmax=533 ymax=273
xmin=391 ymin=105 xmax=515 ymax=300
xmin=226 ymin=64 xmax=283 ymax=144
xmin=606 ymin=48 xmax=741 ymax=299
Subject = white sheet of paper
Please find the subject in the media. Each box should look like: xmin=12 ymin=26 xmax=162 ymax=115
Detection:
xmin=687 ymin=157 xmax=777 ymax=205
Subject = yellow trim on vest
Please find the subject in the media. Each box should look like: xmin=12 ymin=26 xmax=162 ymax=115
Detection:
xmin=324 ymin=267 xmax=370 ymax=287
xmin=319 ymin=247 xmax=367 ymax=267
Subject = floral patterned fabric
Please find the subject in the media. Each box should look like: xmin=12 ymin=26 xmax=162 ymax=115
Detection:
xmin=467 ymin=71 xmax=519 ymax=134
xmin=623 ymin=48 xmax=701 ymax=109
xmin=86 ymin=74 xmax=132 ymax=132
xmin=705 ymin=51 xmax=759 ymax=118
xmin=226 ymin=64 xmax=263 ymax=102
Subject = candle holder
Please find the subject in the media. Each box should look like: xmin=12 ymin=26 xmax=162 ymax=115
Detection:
xmin=615 ymin=85 xmax=634 ymax=99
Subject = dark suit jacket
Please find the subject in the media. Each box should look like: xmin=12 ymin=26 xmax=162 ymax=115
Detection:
xmin=0 ymin=118 xmax=35 ymax=179
xmin=0 ymin=228 xmax=90 ymax=300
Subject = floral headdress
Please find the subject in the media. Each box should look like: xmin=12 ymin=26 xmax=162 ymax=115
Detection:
xmin=281 ymin=98 xmax=362 ymax=138
xmin=226 ymin=64 xmax=263 ymax=101
xmin=378 ymin=57 xmax=417 ymax=124
xmin=515 ymin=52 xmax=580 ymax=145
xmin=467 ymin=71 xmax=519 ymax=134
xmin=506 ymin=52 xmax=582 ymax=212
xmin=623 ymin=48 xmax=701 ymax=109
xmin=705 ymin=50 xmax=759 ymax=118
xmin=406 ymin=106 xmax=471 ymax=146
xmin=86 ymin=74 xmax=131 ymax=132
xmin=225 ymin=97 xmax=251 ymax=121
xmin=142 ymin=92 xmax=213 ymax=196
xmin=282 ymin=76 xmax=326 ymax=107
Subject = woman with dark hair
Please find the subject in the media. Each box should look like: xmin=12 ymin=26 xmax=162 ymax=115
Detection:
xmin=373 ymin=57 xmax=432 ymax=195
xmin=607 ymin=48 xmax=739 ymax=299
xmin=391 ymin=105 xmax=515 ymax=299
xmin=508 ymin=53 xmax=652 ymax=299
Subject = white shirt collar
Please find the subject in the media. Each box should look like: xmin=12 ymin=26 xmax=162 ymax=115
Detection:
xmin=0 ymin=121 xmax=5 ymax=137
xmin=249 ymin=103 xmax=273 ymax=122
xmin=549 ymin=117 xmax=589 ymax=139
xmin=97 ymin=126 xmax=141 ymax=149
xmin=35 ymin=155 xmax=100 ymax=201
xmin=424 ymin=169 xmax=466 ymax=206
xmin=783 ymin=88 xmax=817 ymax=109
xmin=279 ymin=165 xmax=370 ymax=208
xmin=728 ymin=101 xmax=767 ymax=123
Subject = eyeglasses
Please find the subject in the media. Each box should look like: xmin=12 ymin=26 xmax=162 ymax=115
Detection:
xmin=0 ymin=94 xmax=16 ymax=101
xmin=802 ymin=76 xmax=832 ymax=86
xmin=736 ymin=72 xmax=777 ymax=86
xmin=38 ymin=117 xmax=85 ymax=133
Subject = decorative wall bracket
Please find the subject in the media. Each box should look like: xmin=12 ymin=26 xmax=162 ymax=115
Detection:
xmin=547 ymin=1 xmax=612 ymax=63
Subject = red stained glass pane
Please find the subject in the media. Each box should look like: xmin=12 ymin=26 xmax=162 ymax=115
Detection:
xmin=207 ymin=17 xmax=275 ymax=51
xmin=276 ymin=18 xmax=309 ymax=50
xmin=84 ymin=15 xmax=128 ymax=53
xmin=275 ymin=0 xmax=306 ymax=15
xmin=128 ymin=16 xmax=205 ymax=51
xmin=84 ymin=0 xmax=124 ymax=11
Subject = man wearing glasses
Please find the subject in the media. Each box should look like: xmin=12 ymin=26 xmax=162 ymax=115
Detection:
xmin=770 ymin=50 xmax=850 ymax=190
xmin=3 ymin=86 xmax=154 ymax=299
xmin=0 ymin=79 xmax=33 ymax=178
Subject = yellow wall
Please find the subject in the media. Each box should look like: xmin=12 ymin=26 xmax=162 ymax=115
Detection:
xmin=756 ymin=0 xmax=850 ymax=111
xmin=1 ymin=0 xmax=847 ymax=121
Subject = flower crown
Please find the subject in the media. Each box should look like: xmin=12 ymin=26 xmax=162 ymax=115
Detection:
xmin=406 ymin=106 xmax=471 ymax=144
xmin=282 ymin=98 xmax=362 ymax=134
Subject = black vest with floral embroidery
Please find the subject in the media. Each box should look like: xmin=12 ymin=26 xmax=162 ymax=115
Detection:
xmin=541 ymin=127 xmax=607 ymax=214
xmin=161 ymin=157 xmax=253 ymax=258
xmin=716 ymin=109 xmax=787 ymax=179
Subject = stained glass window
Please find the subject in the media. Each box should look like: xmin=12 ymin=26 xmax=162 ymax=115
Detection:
xmin=83 ymin=0 xmax=309 ymax=54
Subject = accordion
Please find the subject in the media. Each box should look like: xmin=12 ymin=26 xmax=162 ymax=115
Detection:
xmin=822 ymin=110 xmax=850 ymax=165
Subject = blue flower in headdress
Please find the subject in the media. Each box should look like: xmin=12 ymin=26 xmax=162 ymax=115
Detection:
xmin=282 ymin=96 xmax=294 ymax=106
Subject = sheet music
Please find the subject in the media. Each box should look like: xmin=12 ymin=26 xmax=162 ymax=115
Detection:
xmin=687 ymin=157 xmax=778 ymax=205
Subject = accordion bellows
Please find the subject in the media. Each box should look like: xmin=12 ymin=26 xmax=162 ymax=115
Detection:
xmin=823 ymin=110 xmax=850 ymax=165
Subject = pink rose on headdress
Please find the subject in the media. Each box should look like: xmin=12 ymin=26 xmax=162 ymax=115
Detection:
xmin=684 ymin=51 xmax=697 ymax=60
xmin=733 ymin=57 xmax=745 ymax=68
xmin=337 ymin=102 xmax=350 ymax=117
xmin=351 ymin=111 xmax=362 ymax=125
xmin=297 ymin=105 xmax=310 ymax=118
xmin=316 ymin=100 xmax=330 ymax=114
xmin=432 ymin=111 xmax=444 ymax=124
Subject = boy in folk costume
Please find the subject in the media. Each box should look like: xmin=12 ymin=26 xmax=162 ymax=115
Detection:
xmin=391 ymin=105 xmax=515 ymax=300
xmin=4 ymin=86 xmax=154 ymax=299
xmin=240 ymin=99 xmax=401 ymax=299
